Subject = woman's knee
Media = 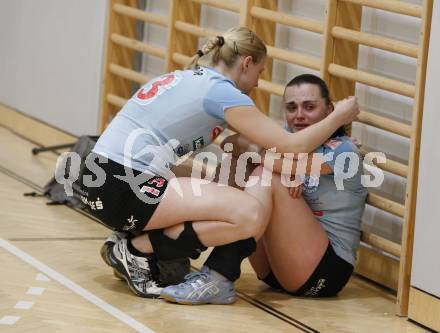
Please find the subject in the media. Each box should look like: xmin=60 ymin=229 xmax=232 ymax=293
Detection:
xmin=235 ymin=197 xmax=266 ymax=239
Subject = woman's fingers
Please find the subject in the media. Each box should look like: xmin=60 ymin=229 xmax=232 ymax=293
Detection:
xmin=334 ymin=96 xmax=360 ymax=124
xmin=288 ymin=184 xmax=303 ymax=199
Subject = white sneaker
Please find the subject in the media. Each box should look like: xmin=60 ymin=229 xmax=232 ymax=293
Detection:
xmin=108 ymin=239 xmax=162 ymax=298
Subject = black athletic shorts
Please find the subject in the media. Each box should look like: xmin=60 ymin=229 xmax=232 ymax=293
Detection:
xmin=80 ymin=153 xmax=168 ymax=234
xmin=262 ymin=243 xmax=354 ymax=297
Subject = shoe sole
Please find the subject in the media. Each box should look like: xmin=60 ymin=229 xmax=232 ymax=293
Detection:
xmin=160 ymin=293 xmax=237 ymax=305
xmin=107 ymin=247 xmax=161 ymax=299
xmin=100 ymin=242 xmax=124 ymax=280
xmin=100 ymin=242 xmax=112 ymax=266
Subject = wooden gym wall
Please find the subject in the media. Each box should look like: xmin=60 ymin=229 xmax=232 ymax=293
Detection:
xmin=100 ymin=0 xmax=433 ymax=316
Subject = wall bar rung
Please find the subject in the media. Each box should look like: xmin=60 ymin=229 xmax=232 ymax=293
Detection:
xmin=191 ymin=0 xmax=240 ymax=13
xmin=357 ymin=110 xmax=412 ymax=138
xmin=341 ymin=0 xmax=422 ymax=18
xmin=257 ymin=79 xmax=284 ymax=96
xmin=384 ymin=158 xmax=408 ymax=178
xmin=361 ymin=148 xmax=408 ymax=178
xmin=113 ymin=4 xmax=168 ymax=27
xmin=362 ymin=231 xmax=401 ymax=257
xmin=250 ymin=6 xmax=324 ymax=34
xmin=328 ymin=63 xmax=416 ymax=98
xmin=109 ymin=64 xmax=152 ymax=84
xmin=111 ymin=34 xmax=166 ymax=59
xmin=267 ymin=46 xmax=321 ymax=70
xmin=172 ymin=52 xmax=191 ymax=67
xmin=367 ymin=192 xmax=405 ymax=217
xmin=107 ymin=93 xmax=128 ymax=108
xmin=332 ymin=26 xmax=419 ymax=58
xmin=174 ymin=21 xmax=218 ymax=38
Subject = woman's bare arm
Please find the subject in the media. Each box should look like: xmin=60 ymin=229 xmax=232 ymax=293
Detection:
xmin=262 ymin=150 xmax=333 ymax=177
xmin=224 ymin=97 xmax=359 ymax=154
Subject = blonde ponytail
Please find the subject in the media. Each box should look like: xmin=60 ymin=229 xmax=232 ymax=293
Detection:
xmin=185 ymin=27 xmax=266 ymax=70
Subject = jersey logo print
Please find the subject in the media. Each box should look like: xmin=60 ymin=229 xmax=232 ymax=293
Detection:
xmin=211 ymin=126 xmax=224 ymax=141
xmin=133 ymin=74 xmax=181 ymax=105
xmin=313 ymin=210 xmax=324 ymax=217
xmin=325 ymin=138 xmax=342 ymax=150
xmin=301 ymin=175 xmax=320 ymax=194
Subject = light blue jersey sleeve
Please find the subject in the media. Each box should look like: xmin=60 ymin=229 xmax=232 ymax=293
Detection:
xmin=203 ymin=81 xmax=255 ymax=120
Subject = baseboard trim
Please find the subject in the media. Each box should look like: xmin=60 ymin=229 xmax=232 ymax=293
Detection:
xmin=355 ymin=245 xmax=399 ymax=291
xmin=408 ymin=287 xmax=440 ymax=332
xmin=0 ymin=104 xmax=77 ymax=147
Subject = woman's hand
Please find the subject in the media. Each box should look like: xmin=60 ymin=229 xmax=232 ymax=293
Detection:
xmin=284 ymin=174 xmax=304 ymax=199
xmin=333 ymin=96 xmax=360 ymax=125
xmin=349 ymin=137 xmax=362 ymax=148
xmin=288 ymin=183 xmax=304 ymax=199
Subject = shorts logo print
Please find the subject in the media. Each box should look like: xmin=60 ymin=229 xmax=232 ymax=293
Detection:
xmin=123 ymin=215 xmax=138 ymax=231
xmin=81 ymin=195 xmax=104 ymax=211
xmin=304 ymin=278 xmax=327 ymax=296
xmin=140 ymin=185 xmax=160 ymax=197
xmin=139 ymin=176 xmax=168 ymax=199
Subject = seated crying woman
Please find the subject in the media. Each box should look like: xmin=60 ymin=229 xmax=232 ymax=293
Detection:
xmin=244 ymin=74 xmax=368 ymax=297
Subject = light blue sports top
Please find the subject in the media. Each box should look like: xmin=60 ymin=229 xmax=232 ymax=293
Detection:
xmin=93 ymin=66 xmax=254 ymax=176
xmin=286 ymin=125 xmax=368 ymax=265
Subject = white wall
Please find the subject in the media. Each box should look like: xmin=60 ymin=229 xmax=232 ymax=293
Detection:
xmin=411 ymin=0 xmax=440 ymax=297
xmin=0 ymin=0 xmax=108 ymax=136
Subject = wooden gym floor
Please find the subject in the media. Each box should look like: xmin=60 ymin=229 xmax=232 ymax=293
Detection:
xmin=0 ymin=126 xmax=429 ymax=333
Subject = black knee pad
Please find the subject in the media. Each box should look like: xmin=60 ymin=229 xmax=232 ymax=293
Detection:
xmin=149 ymin=221 xmax=207 ymax=260
xmin=205 ymin=237 xmax=257 ymax=281
xmin=157 ymin=257 xmax=190 ymax=285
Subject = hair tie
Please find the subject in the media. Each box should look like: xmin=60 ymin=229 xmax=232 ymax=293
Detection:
xmin=233 ymin=41 xmax=239 ymax=55
xmin=216 ymin=36 xmax=225 ymax=46
xmin=196 ymin=50 xmax=204 ymax=57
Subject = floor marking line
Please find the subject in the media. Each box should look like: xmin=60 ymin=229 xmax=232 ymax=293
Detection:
xmin=36 ymin=273 xmax=50 ymax=281
xmin=0 ymin=315 xmax=20 ymax=325
xmin=26 ymin=287 xmax=45 ymax=295
xmin=0 ymin=238 xmax=156 ymax=333
xmin=14 ymin=301 xmax=34 ymax=310
xmin=190 ymin=266 xmax=319 ymax=333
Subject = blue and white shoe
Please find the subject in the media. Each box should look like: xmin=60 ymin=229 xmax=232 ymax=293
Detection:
xmin=160 ymin=266 xmax=236 ymax=305
xmin=108 ymin=239 xmax=162 ymax=298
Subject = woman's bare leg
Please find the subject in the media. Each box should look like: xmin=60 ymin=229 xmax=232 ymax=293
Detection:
xmin=131 ymin=176 xmax=268 ymax=252
xmin=248 ymin=240 xmax=271 ymax=278
xmin=246 ymin=169 xmax=329 ymax=292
